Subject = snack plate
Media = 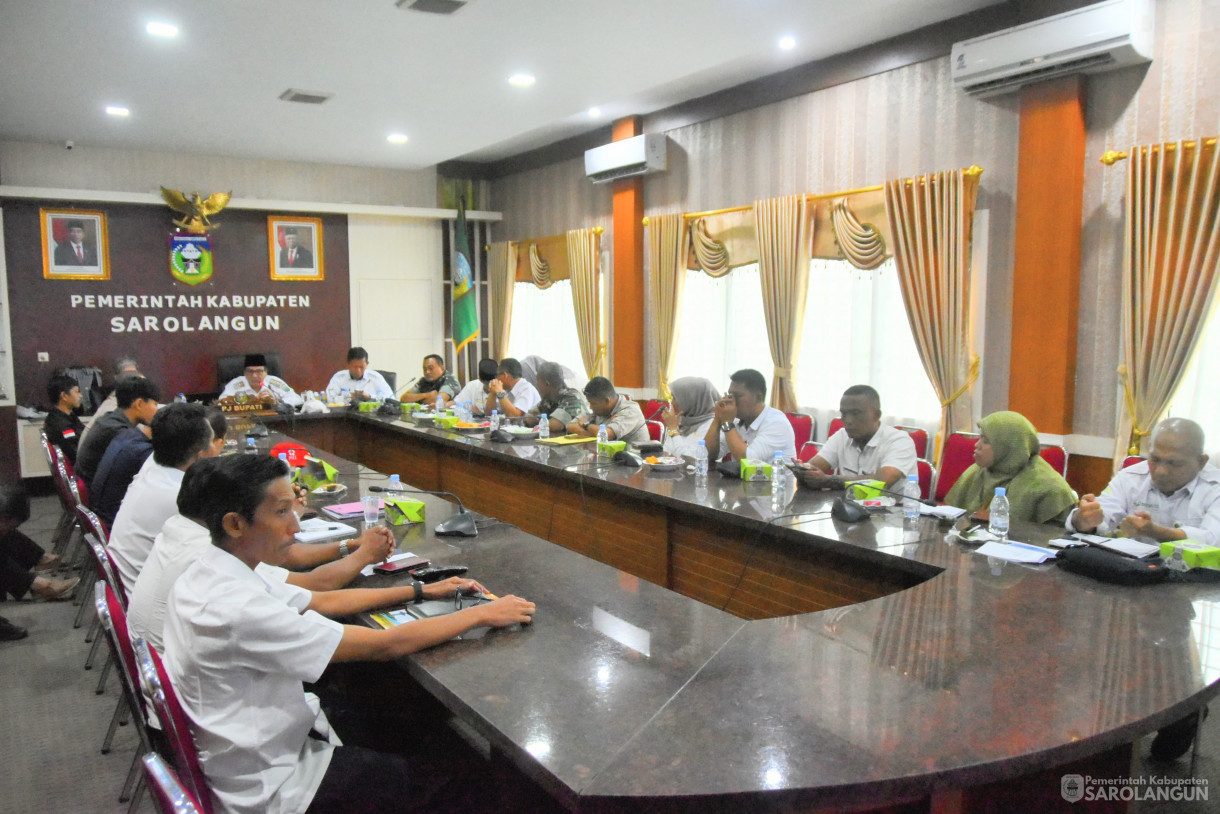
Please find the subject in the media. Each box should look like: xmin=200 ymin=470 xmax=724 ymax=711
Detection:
xmin=453 ymin=423 xmax=489 ymax=433
xmin=311 ymin=483 xmax=348 ymax=496
xmin=646 ymin=455 xmax=684 ymax=472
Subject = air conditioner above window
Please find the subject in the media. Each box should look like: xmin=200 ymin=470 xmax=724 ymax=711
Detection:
xmin=584 ymin=134 xmax=667 ymax=183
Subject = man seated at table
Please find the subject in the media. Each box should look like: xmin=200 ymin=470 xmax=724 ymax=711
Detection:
xmin=128 ymin=456 xmax=396 ymax=653
xmin=565 ymin=376 xmax=649 ymax=444
xmin=798 ymin=384 xmax=915 ymax=492
xmin=484 ymin=357 xmax=541 ymax=418
xmin=220 ymin=353 xmax=303 ymax=408
xmin=80 ymin=357 xmax=141 ymax=446
xmin=400 ymin=353 xmax=460 ymax=406
xmin=42 ymin=373 xmax=85 ymax=466
xmin=703 ymin=368 xmax=796 ymax=463
xmin=163 ymin=454 xmax=535 ymax=814
xmin=1069 ymin=416 xmax=1219 ymax=762
xmin=523 ymin=361 xmax=589 ymax=435
xmin=326 ymin=346 xmax=394 ymax=402
xmin=453 ymin=358 xmax=498 ymax=415
xmin=75 ymin=375 xmax=161 ymax=489
xmin=89 ymin=423 xmax=153 ymax=528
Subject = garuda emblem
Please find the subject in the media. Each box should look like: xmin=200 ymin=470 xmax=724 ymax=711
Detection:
xmin=160 ymin=187 xmax=232 ymax=234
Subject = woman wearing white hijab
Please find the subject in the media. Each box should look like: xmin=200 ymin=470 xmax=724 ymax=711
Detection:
xmin=661 ymin=377 xmax=720 ymax=457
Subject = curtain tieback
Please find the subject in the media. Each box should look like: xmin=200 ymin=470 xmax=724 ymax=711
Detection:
xmin=1117 ymin=364 xmax=1151 ymax=454
xmin=939 ymin=355 xmax=979 ymax=407
xmin=773 ymin=365 xmax=794 ymax=381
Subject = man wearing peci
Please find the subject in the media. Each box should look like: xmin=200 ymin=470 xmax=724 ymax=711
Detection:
xmin=326 ymin=347 xmax=394 ymax=402
xmin=279 ymin=227 xmax=314 ymax=268
xmin=53 ymin=219 xmax=97 ymax=266
xmin=798 ymin=384 xmax=916 ymax=493
xmin=703 ymin=368 xmax=796 ymax=463
xmin=453 ymin=358 xmax=499 ymax=416
xmin=220 ymin=354 xmax=303 ymax=408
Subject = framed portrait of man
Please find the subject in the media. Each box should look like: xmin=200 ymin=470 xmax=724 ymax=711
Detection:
xmin=268 ymin=216 xmax=324 ymax=281
xmin=41 ymin=209 xmax=109 ymax=280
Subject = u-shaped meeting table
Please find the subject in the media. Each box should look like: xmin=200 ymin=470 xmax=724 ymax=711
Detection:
xmin=251 ymin=410 xmax=1218 ymax=813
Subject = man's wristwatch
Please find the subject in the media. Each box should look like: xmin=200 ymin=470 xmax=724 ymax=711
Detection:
xmin=495 ymin=390 xmax=507 ymax=400
xmin=412 ymin=580 xmax=425 ymax=603
xmin=337 ymin=541 xmax=350 ymax=558
xmin=720 ymin=422 xmax=734 ymax=435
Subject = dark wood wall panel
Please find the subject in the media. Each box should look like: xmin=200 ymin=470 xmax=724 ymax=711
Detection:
xmin=547 ymin=479 xmax=668 ymax=587
xmin=358 ymin=422 xmax=439 ymax=490
xmin=438 ymin=450 xmax=558 ymax=540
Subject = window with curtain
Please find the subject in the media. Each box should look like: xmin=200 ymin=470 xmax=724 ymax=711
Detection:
xmin=506 ymin=279 xmax=586 ymax=385
xmin=1165 ymin=300 xmax=1220 ymax=457
xmin=670 ymin=258 xmax=940 ymax=440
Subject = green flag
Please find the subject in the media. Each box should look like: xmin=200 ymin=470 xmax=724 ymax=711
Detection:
xmin=451 ymin=201 xmax=479 ymax=354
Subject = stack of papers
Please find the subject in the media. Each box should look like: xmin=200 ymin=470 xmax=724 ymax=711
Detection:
xmin=974 ymin=541 xmax=1059 ymax=563
xmin=920 ymin=504 xmax=967 ymax=519
xmin=294 ymin=517 xmax=357 ymax=544
xmin=321 ymin=499 xmax=382 ymax=519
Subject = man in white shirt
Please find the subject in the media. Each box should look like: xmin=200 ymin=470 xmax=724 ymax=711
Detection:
xmin=325 ymin=347 xmax=394 ymax=402
xmin=128 ymin=457 xmax=395 ymax=652
xmin=220 ymin=354 xmax=303 ymax=408
xmin=703 ymin=368 xmax=796 ymax=462
xmin=484 ymin=357 xmax=541 ymax=417
xmin=453 ymin=358 xmax=499 ymax=415
xmin=163 ymin=454 xmax=535 ymax=814
xmin=1070 ymin=418 xmax=1219 ymax=546
xmin=799 ymin=384 xmax=916 ymax=491
xmin=1069 ymin=417 xmax=1219 ymax=763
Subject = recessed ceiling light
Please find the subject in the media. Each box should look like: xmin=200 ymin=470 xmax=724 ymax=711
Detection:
xmin=778 ymin=35 xmax=796 ymax=51
xmin=387 ymin=133 xmax=408 ymax=144
xmin=146 ymin=21 xmax=179 ymax=38
xmin=106 ymin=106 xmax=130 ymax=117
xmin=588 ymin=107 xmax=601 ymax=119
xmin=508 ymin=74 xmax=535 ymax=87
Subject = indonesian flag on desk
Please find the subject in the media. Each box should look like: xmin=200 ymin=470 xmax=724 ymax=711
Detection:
xmin=451 ymin=200 xmax=479 ymax=354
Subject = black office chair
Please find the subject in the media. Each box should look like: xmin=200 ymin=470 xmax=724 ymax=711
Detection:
xmin=216 ymin=353 xmax=283 ymax=389
xmin=377 ymin=370 xmax=397 ymax=392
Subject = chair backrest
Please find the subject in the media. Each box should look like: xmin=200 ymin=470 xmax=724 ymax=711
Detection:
xmin=39 ymin=430 xmax=56 ymax=471
xmin=53 ymin=453 xmax=84 ymax=511
xmin=1122 ymin=455 xmax=1144 ymax=469
xmin=216 ymin=353 xmax=282 ymax=388
xmin=895 ymin=425 xmax=929 ymax=459
xmin=376 ymin=369 xmax=397 ymax=393
xmin=798 ymin=440 xmax=821 ymax=463
xmin=827 ymin=417 xmax=845 ymax=438
xmin=97 ymin=582 xmax=153 ymax=750
xmin=646 ymin=420 xmax=664 ymax=443
xmin=75 ymin=503 xmax=110 ymax=545
xmin=935 ymin=431 xmax=979 ymax=502
xmin=135 ymin=638 xmax=214 ymax=814
xmin=641 ymin=399 xmax=669 ymax=421
xmin=86 ymin=532 xmax=129 ymax=608
xmin=786 ymin=412 xmax=814 ymax=448
xmin=1038 ymin=443 xmax=1069 ymax=478
xmin=141 ymin=753 xmax=205 ymax=814
xmin=916 ymin=458 xmax=936 ymax=501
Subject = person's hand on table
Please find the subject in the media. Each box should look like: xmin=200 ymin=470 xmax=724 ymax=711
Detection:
xmin=351 ymin=389 xmax=369 ymax=401
xmin=714 ymin=395 xmax=737 ymax=425
xmin=522 ymin=414 xmax=539 ymax=427
xmin=1074 ymin=493 xmax=1104 ymax=531
xmin=1117 ymin=511 xmax=1168 ymax=540
xmin=475 ymin=595 xmax=536 ymax=627
xmin=797 ymin=468 xmax=838 ymax=490
xmin=567 ymin=420 xmax=590 ymax=436
xmin=424 ymin=577 xmax=487 ymax=598
xmin=352 ymin=526 xmax=394 ymax=565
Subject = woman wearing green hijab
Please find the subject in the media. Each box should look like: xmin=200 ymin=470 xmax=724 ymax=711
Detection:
xmin=945 ymin=411 xmax=1077 ymax=524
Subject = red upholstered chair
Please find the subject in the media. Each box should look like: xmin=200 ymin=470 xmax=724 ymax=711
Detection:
xmin=935 ymin=431 xmax=979 ymax=502
xmin=827 ymin=417 xmax=845 ymax=438
xmin=142 ymin=753 xmax=205 ymax=814
xmin=84 ymin=532 xmax=125 ymax=677
xmin=916 ymin=458 xmax=936 ymax=501
xmin=646 ymin=420 xmax=665 ymax=443
xmin=1039 ymin=444 xmax=1069 ymax=479
xmin=96 ymin=582 xmax=156 ymax=812
xmin=1122 ymin=455 xmax=1145 ymax=469
xmin=798 ymin=441 xmax=822 ymax=463
xmin=896 ymin=425 xmax=929 ymax=459
xmin=786 ymin=412 xmax=814 ymax=449
xmin=135 ymin=638 xmax=215 ymax=814
xmin=44 ymin=439 xmax=79 ymax=557
xmin=641 ymin=399 xmax=670 ymax=422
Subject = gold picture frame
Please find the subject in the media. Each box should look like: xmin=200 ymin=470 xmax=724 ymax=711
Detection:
xmin=268 ymin=216 xmax=324 ymax=281
xmin=41 ymin=209 xmax=110 ymax=280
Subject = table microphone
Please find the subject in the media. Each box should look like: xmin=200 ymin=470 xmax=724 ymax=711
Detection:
xmin=368 ymin=485 xmax=477 ymax=537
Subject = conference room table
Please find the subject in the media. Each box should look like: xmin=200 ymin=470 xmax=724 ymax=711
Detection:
xmin=253 ymin=410 xmax=1220 ymax=813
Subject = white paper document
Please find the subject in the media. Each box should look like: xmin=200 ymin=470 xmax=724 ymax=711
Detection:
xmin=920 ymin=504 xmax=967 ymax=519
xmin=294 ymin=517 xmax=357 ymax=544
xmin=974 ymin=541 xmax=1059 ymax=564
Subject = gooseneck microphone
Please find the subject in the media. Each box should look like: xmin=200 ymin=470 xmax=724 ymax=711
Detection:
xmin=368 ymin=485 xmax=477 ymax=537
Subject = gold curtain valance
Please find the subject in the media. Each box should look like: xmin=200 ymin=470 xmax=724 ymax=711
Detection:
xmin=509 ymin=227 xmax=604 ymax=286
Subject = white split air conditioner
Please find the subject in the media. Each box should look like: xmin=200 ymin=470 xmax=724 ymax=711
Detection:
xmin=584 ymin=134 xmax=667 ymax=183
xmin=951 ymin=0 xmax=1153 ymax=98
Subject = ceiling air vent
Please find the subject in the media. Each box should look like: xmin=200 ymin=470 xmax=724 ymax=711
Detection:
xmin=278 ymin=88 xmax=334 ymax=105
xmin=396 ymin=0 xmax=467 ymax=14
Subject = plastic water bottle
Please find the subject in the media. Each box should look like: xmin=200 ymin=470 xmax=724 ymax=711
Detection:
xmin=771 ymin=450 xmax=786 ymax=492
xmin=489 ymin=410 xmax=501 ymax=432
xmin=989 ymin=486 xmax=1010 ymax=541
xmin=435 ymin=394 xmax=444 ymax=413
xmin=537 ymin=413 xmax=550 ymax=440
xmin=341 ymin=388 xmax=350 ymax=405
xmin=694 ymin=440 xmax=709 ymax=479
xmin=597 ymin=423 xmax=608 ymax=452
xmin=174 ymin=392 xmax=186 ymax=404
xmin=903 ymin=474 xmax=921 ymax=521
xmin=244 ymin=437 xmax=257 ymax=455
xmin=388 ymin=474 xmax=403 ymax=492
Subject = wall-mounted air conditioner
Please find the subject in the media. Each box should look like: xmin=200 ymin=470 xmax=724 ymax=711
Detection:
xmin=951 ymin=0 xmax=1153 ymax=98
xmin=584 ymin=134 xmax=667 ymax=183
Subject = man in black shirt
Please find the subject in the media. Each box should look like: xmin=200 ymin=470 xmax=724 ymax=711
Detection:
xmin=75 ymin=377 xmax=161 ymax=489
xmin=42 ymin=374 xmax=85 ymax=466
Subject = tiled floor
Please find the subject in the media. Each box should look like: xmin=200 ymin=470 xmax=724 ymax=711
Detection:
xmin=1 ymin=495 xmax=1216 ymax=813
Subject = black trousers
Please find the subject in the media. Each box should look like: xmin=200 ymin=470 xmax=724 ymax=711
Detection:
xmin=0 ymin=530 xmax=44 ymax=600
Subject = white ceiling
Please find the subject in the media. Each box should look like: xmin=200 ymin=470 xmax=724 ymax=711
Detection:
xmin=0 ymin=0 xmax=1002 ymax=171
